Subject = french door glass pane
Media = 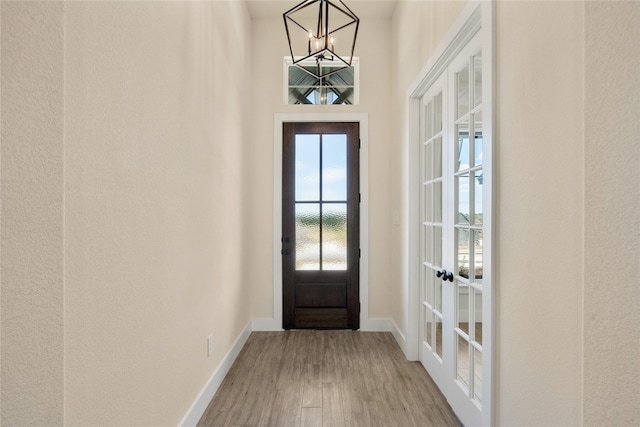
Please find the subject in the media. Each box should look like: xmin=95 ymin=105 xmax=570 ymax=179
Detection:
xmin=295 ymin=135 xmax=320 ymax=201
xmin=458 ymin=174 xmax=471 ymax=224
xmin=434 ymin=181 xmax=443 ymax=223
xmin=434 ymin=92 xmax=443 ymax=134
xmin=434 ymin=136 xmax=443 ymax=178
xmin=434 ymin=226 xmax=443 ymax=267
xmin=474 ymin=172 xmax=483 ymax=225
xmin=474 ymin=289 xmax=483 ymax=346
xmin=458 ymin=228 xmax=470 ymax=279
xmin=425 ymin=312 xmax=433 ymax=346
xmin=435 ymin=317 xmax=443 ymax=358
xmin=295 ymin=203 xmax=320 ymax=270
xmin=474 ymin=110 xmax=483 ymax=166
xmin=424 ymin=185 xmax=433 ymax=223
xmin=457 ymin=334 xmax=470 ymax=389
xmin=425 ymin=265 xmax=433 ymax=306
xmin=322 ymin=135 xmax=347 ymax=201
xmin=424 ymin=226 xmax=433 ymax=264
xmin=474 ymin=230 xmax=483 ymax=282
xmin=474 ymin=52 xmax=482 ymax=108
xmin=424 ymin=143 xmax=434 ymax=181
xmin=322 ymin=203 xmax=347 ymax=270
xmin=474 ymin=347 xmax=483 ymax=402
xmin=457 ymin=65 xmax=470 ymax=119
xmin=457 ymin=122 xmax=470 ymax=171
xmin=458 ymin=284 xmax=469 ymax=334
xmin=435 ymin=276 xmax=443 ymax=313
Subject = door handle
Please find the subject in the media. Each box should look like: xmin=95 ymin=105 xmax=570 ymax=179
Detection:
xmin=436 ymin=269 xmax=454 ymax=282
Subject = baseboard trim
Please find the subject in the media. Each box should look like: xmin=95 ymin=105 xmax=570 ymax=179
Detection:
xmin=390 ymin=319 xmax=408 ymax=357
xmin=178 ymin=321 xmax=252 ymax=427
xmin=360 ymin=317 xmax=391 ymax=332
xmin=251 ymin=317 xmax=282 ymax=331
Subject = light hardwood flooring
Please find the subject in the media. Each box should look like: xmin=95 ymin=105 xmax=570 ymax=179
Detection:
xmin=198 ymin=331 xmax=461 ymax=427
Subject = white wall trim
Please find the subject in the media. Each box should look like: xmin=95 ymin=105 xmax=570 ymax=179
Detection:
xmin=270 ymin=112 xmax=371 ymax=331
xmin=178 ymin=321 xmax=252 ymax=427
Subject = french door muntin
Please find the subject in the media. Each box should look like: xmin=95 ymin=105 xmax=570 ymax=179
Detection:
xmin=419 ymin=31 xmax=488 ymax=426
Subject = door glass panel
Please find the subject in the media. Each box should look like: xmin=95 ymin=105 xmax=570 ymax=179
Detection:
xmin=474 ymin=230 xmax=483 ymax=282
xmin=458 ymin=284 xmax=469 ymax=334
xmin=457 ymin=334 xmax=470 ymax=389
xmin=456 ymin=65 xmax=469 ymax=119
xmin=435 ymin=275 xmax=443 ymax=313
xmin=474 ymin=172 xmax=483 ymax=225
xmin=322 ymin=204 xmax=347 ymax=270
xmin=424 ymin=101 xmax=433 ymax=139
xmin=474 ymin=110 xmax=483 ymax=166
xmin=457 ymin=121 xmax=470 ymax=171
xmin=425 ymin=312 xmax=433 ymax=347
xmin=295 ymin=135 xmax=320 ymax=201
xmin=424 ymin=226 xmax=433 ymax=264
xmin=435 ymin=317 xmax=443 ymax=358
xmin=458 ymin=228 xmax=470 ymax=279
xmin=424 ymin=185 xmax=433 ymax=223
xmin=474 ymin=289 xmax=483 ymax=346
xmin=474 ymin=52 xmax=482 ymax=108
xmin=474 ymin=347 xmax=483 ymax=402
xmin=434 ymin=181 xmax=442 ymax=223
xmin=424 ymin=143 xmax=434 ymax=181
xmin=296 ymin=203 xmax=320 ymax=270
xmin=425 ymin=265 xmax=433 ymax=305
xmin=434 ymin=226 xmax=442 ymax=268
xmin=434 ymin=92 xmax=443 ymax=134
xmin=458 ymin=174 xmax=470 ymax=224
xmin=322 ymin=135 xmax=347 ymax=201
xmin=433 ymin=136 xmax=443 ymax=178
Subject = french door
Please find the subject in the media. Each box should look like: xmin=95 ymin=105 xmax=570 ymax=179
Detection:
xmin=282 ymin=122 xmax=360 ymax=329
xmin=419 ymin=32 xmax=490 ymax=426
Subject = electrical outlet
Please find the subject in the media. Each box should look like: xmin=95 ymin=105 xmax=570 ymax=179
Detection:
xmin=207 ymin=334 xmax=214 ymax=358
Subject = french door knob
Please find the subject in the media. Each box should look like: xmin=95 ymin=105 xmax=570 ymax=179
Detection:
xmin=436 ymin=269 xmax=454 ymax=282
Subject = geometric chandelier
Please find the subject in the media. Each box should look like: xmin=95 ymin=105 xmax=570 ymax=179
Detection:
xmin=283 ymin=0 xmax=359 ymax=79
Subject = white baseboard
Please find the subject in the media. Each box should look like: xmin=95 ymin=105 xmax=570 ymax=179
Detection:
xmin=360 ymin=317 xmax=392 ymax=332
xmin=178 ymin=321 xmax=252 ymax=427
xmin=390 ymin=319 xmax=408 ymax=357
xmin=251 ymin=317 xmax=282 ymax=331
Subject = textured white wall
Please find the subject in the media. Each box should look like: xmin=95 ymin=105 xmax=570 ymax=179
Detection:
xmin=63 ymin=2 xmax=252 ymax=425
xmin=0 ymin=2 xmax=65 ymax=425
xmin=583 ymin=2 xmax=640 ymax=425
xmin=1 ymin=1 xmax=252 ymax=425
xmin=247 ymin=16 xmax=393 ymax=321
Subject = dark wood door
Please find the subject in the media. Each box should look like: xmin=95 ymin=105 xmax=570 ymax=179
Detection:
xmin=282 ymin=122 xmax=360 ymax=329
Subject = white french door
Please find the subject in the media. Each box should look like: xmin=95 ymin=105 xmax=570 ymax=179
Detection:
xmin=419 ymin=30 xmax=491 ymax=426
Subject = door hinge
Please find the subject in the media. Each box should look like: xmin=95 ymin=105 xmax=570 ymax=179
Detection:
xmin=359 ymin=193 xmax=361 ymax=203
xmin=358 ymin=139 xmax=361 ymax=149
xmin=359 ymin=248 xmax=361 ymax=259
xmin=359 ymin=303 xmax=361 ymax=313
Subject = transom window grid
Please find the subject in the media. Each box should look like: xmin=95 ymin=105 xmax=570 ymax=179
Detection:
xmin=285 ymin=57 xmax=359 ymax=105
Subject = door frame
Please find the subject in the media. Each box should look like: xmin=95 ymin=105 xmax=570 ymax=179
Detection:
xmin=405 ymin=2 xmax=495 ymax=426
xmin=268 ymin=112 xmax=375 ymax=331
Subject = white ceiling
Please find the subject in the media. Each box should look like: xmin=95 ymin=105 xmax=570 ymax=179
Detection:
xmin=245 ymin=0 xmax=398 ymax=19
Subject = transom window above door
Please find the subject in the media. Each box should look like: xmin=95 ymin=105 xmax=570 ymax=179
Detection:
xmin=284 ymin=57 xmax=359 ymax=105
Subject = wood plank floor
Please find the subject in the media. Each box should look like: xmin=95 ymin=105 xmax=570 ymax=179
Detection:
xmin=198 ymin=331 xmax=461 ymax=427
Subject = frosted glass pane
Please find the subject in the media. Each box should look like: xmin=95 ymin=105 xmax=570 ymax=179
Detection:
xmin=457 ymin=64 xmax=470 ymax=119
xmin=322 ymin=135 xmax=347 ymax=201
xmin=296 ymin=204 xmax=320 ymax=270
xmin=322 ymin=204 xmax=347 ymax=270
xmin=295 ymin=135 xmax=320 ymax=201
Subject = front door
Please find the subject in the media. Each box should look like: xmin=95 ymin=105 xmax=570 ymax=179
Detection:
xmin=282 ymin=122 xmax=360 ymax=329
